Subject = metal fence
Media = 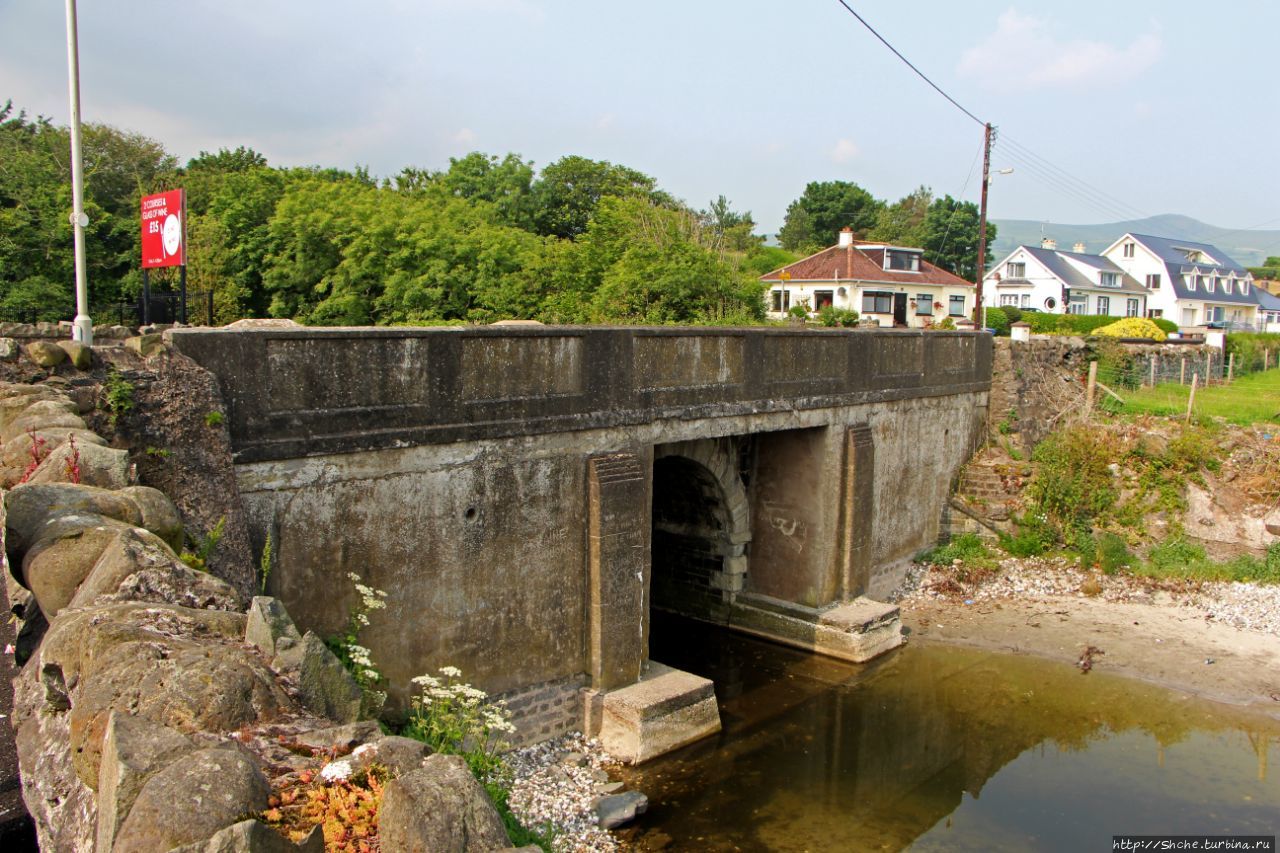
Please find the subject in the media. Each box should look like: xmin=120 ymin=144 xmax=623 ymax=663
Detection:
xmin=0 ymin=290 xmax=215 ymax=329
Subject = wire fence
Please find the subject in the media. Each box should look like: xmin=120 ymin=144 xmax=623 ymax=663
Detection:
xmin=1091 ymin=345 xmax=1280 ymax=423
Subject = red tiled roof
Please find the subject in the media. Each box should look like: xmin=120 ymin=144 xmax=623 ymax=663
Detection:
xmin=760 ymin=241 xmax=973 ymax=288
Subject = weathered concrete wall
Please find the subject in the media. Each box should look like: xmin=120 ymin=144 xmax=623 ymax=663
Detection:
xmin=171 ymin=327 xmax=991 ymax=728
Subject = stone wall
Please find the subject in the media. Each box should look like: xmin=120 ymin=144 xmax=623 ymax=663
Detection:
xmin=1 ymin=347 xmax=505 ymax=851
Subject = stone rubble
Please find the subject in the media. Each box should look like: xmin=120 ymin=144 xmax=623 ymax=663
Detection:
xmin=505 ymin=732 xmax=624 ymax=852
xmin=891 ymin=555 xmax=1280 ymax=638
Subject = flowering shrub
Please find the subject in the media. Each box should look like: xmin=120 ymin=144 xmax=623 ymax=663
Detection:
xmin=1094 ymin=317 xmax=1167 ymax=341
xmin=326 ymin=573 xmax=389 ymax=718
xmin=261 ymin=762 xmax=387 ymax=852
xmin=401 ymin=666 xmax=516 ymax=782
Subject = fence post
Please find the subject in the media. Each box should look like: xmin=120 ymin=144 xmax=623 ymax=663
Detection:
xmin=1186 ymin=373 xmax=1198 ymax=423
xmin=1180 ymin=357 xmax=1186 ymax=385
xmin=1228 ymin=352 xmax=1235 ymax=383
xmin=1149 ymin=355 xmax=1157 ymax=387
xmin=1085 ymin=361 xmax=1098 ymax=415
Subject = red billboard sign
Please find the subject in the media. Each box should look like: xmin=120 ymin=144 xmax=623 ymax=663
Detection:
xmin=140 ymin=189 xmax=185 ymax=268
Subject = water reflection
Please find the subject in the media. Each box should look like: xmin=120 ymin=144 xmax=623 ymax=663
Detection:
xmin=618 ymin=613 xmax=1280 ymax=851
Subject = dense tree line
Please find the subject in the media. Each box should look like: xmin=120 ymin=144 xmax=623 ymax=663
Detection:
xmin=2 ymin=100 xmax=988 ymax=326
xmin=777 ymin=180 xmax=995 ymax=280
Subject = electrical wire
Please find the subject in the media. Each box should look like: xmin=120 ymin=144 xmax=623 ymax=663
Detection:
xmin=831 ymin=0 xmax=985 ymax=128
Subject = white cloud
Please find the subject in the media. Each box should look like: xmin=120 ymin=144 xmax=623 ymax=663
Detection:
xmin=958 ymin=9 xmax=1161 ymax=92
xmin=453 ymin=128 xmax=477 ymax=145
xmin=830 ymin=138 xmax=859 ymax=163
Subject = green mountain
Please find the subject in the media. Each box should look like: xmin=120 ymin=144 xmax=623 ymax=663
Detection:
xmin=990 ymin=214 xmax=1280 ymax=267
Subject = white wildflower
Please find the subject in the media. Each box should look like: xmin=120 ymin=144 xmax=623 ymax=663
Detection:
xmin=319 ymin=760 xmax=353 ymax=783
xmin=412 ymin=674 xmax=440 ymax=688
xmin=439 ymin=665 xmax=462 ymax=678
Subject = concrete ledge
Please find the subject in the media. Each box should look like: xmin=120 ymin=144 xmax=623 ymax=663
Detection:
xmin=729 ymin=594 xmax=903 ymax=663
xmin=597 ymin=663 xmax=720 ymax=764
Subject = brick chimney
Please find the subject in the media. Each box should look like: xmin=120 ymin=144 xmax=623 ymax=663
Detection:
xmin=838 ymin=227 xmax=854 ymax=248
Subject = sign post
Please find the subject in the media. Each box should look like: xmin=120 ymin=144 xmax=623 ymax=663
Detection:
xmin=140 ymin=188 xmax=187 ymax=325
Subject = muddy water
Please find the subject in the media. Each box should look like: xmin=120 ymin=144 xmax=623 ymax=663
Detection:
xmin=618 ymin=614 xmax=1280 ymax=852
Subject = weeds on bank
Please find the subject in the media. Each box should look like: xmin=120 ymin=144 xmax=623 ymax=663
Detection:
xmin=325 ymin=573 xmax=389 ymax=718
xmin=179 ymin=516 xmax=225 ymax=573
xmin=102 ymin=368 xmax=134 ymax=427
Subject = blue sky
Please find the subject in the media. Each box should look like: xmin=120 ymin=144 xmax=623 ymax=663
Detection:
xmin=1 ymin=1 xmax=1277 ymax=236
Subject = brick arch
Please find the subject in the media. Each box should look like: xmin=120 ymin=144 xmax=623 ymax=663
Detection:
xmin=651 ymin=438 xmax=751 ymax=619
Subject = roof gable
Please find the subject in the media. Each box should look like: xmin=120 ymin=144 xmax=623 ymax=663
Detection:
xmin=760 ymin=241 xmax=971 ymax=288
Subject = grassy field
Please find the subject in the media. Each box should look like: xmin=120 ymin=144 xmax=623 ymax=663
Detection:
xmin=1118 ymin=367 xmax=1280 ymax=425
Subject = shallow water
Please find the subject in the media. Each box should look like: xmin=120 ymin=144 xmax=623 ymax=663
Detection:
xmin=618 ymin=614 xmax=1280 ymax=852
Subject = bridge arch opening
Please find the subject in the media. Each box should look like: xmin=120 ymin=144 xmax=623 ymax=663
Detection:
xmin=650 ymin=440 xmax=750 ymax=628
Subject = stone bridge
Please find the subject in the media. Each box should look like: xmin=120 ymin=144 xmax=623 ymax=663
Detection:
xmin=170 ymin=326 xmax=991 ymax=760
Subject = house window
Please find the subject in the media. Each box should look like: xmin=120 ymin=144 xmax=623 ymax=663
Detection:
xmin=1099 ymin=272 xmax=1120 ymax=288
xmin=1147 ymin=309 xmax=1163 ymax=319
xmin=1096 ymin=295 xmax=1110 ymax=316
xmin=814 ymin=290 xmax=834 ymax=310
xmin=1067 ymin=292 xmax=1088 ymax=315
xmin=1223 ymin=279 xmax=1233 ymax=294
xmin=949 ymin=295 xmax=966 ymax=316
xmin=862 ymin=291 xmax=894 ymax=314
xmin=1044 ymin=296 xmax=1057 ymax=310
xmin=1207 ymin=277 xmax=1217 ymax=293
xmin=1000 ymin=294 xmax=1020 ymax=307
xmin=1146 ymin=274 xmax=1161 ymax=290
xmin=1006 ymin=261 xmax=1026 ymax=278
xmin=1021 ymin=294 xmax=1030 ymax=307
xmin=1242 ymin=281 xmax=1250 ymax=295
xmin=885 ymin=250 xmax=920 ymax=272
xmin=1123 ymin=242 xmax=1135 ymax=258
xmin=1126 ymin=298 xmax=1139 ymax=317
xmin=915 ymin=294 xmax=933 ymax=316
xmin=771 ymin=289 xmax=790 ymax=312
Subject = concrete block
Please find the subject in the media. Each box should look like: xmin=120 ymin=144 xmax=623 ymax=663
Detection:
xmin=598 ymin=663 xmax=720 ymax=764
xmin=729 ymin=594 xmax=903 ymax=664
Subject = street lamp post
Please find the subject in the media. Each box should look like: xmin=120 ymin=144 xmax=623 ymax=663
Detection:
xmin=65 ymin=0 xmax=92 ymax=346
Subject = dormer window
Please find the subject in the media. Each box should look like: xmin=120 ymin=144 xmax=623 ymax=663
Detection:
xmin=1224 ymin=279 xmax=1233 ymax=294
xmin=1190 ymin=276 xmax=1202 ymax=291
xmin=1099 ymin=272 xmax=1120 ymax=288
xmin=1006 ymin=261 xmax=1026 ymax=279
xmin=885 ymin=249 xmax=921 ymax=272
xmin=1242 ymin=281 xmax=1250 ymax=295
xmin=1207 ymin=277 xmax=1216 ymax=293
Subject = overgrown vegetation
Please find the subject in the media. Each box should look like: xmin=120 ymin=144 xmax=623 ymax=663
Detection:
xmin=325 ymin=573 xmax=389 ymax=718
xmin=102 ymin=368 xmax=134 ymax=426
xmin=179 ymin=516 xmax=225 ymax=573
xmin=1121 ymin=366 xmax=1280 ymax=425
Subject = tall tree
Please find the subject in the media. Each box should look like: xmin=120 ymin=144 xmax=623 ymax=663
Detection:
xmin=867 ymin=185 xmax=932 ymax=247
xmin=776 ymin=180 xmax=883 ymax=251
xmin=919 ymin=194 xmax=996 ymax=281
xmin=699 ymin=195 xmax=763 ymax=256
xmin=530 ymin=155 xmax=659 ymax=239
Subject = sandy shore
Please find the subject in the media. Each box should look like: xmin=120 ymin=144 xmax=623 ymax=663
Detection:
xmin=896 ymin=562 xmax=1280 ymax=716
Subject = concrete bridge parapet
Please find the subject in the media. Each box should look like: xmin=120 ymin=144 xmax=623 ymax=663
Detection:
xmin=168 ymin=326 xmax=991 ymax=759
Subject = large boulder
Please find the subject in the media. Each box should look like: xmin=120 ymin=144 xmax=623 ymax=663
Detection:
xmin=379 ymin=755 xmax=510 ymax=853
xmin=96 ymin=712 xmax=193 ymax=852
xmin=65 ymin=526 xmax=183 ymax=610
xmin=273 ymin=631 xmax=363 ymax=724
xmin=0 ymin=428 xmax=107 ymax=488
xmin=4 ymin=483 xmax=143 ymax=557
xmin=56 ymin=340 xmax=91 ymax=369
xmin=21 ymin=525 xmax=122 ymax=618
xmin=22 ymin=340 xmax=67 ymax=368
xmin=26 ymin=439 xmax=131 ymax=490
xmin=119 ymin=485 xmax=185 ymax=553
xmin=168 ymin=819 xmax=323 ymax=853
xmin=1 ymin=408 xmax=86 ymax=444
xmin=106 ymin=563 xmax=243 ymax=612
xmin=245 ymin=595 xmax=303 ymax=658
xmin=0 ymin=337 xmax=17 ymax=361
xmin=350 ymin=735 xmax=432 ymax=778
xmin=113 ymin=744 xmax=271 ymax=853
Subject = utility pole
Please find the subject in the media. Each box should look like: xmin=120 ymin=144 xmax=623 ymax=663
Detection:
xmin=974 ymin=122 xmax=993 ymax=331
xmin=65 ymin=0 xmax=92 ymax=345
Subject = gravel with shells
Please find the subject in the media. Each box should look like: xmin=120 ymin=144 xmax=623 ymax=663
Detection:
xmin=506 ymin=733 xmax=621 ymax=852
xmin=891 ymin=556 xmax=1280 ymax=638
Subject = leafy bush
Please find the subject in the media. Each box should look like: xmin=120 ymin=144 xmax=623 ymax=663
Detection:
xmin=999 ymin=512 xmax=1055 ymax=556
xmin=1094 ymin=317 xmax=1167 ymax=341
xmin=934 ymin=316 xmax=956 ymax=330
xmin=1027 ymin=426 xmax=1117 ymax=528
xmin=837 ymin=307 xmax=860 ymax=327
xmin=1226 ymin=331 xmax=1280 ymax=371
xmin=1002 ymin=306 xmax=1023 ymax=323
xmin=788 ymin=303 xmax=808 ymax=320
xmin=984 ymin=307 xmax=1010 ymax=336
xmin=921 ymin=533 xmax=996 ymax=568
xmin=1151 ymin=317 xmax=1179 ymax=334
xmin=1096 ymin=531 xmax=1133 ymax=574
xmin=1025 ymin=313 xmax=1125 ymax=336
xmin=818 ymin=305 xmax=840 ymax=327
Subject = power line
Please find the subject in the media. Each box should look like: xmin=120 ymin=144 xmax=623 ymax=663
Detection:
xmin=927 ymin=139 xmax=984 ymax=270
xmin=831 ymin=0 xmax=985 ymax=127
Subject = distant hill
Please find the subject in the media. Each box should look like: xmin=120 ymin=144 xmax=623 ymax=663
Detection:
xmin=990 ymin=214 xmax=1280 ymax=268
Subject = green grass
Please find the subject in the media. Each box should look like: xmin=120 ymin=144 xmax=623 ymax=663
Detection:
xmin=1119 ymin=367 xmax=1280 ymax=425
xmin=1132 ymin=539 xmax=1280 ymax=585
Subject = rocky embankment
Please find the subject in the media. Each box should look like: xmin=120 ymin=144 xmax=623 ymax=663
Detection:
xmin=0 ymin=345 xmax=533 ymax=851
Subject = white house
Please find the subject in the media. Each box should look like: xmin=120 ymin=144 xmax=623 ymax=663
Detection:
xmin=981 ymin=239 xmax=1147 ymax=318
xmin=1102 ymin=233 xmax=1260 ymax=329
xmin=760 ymin=228 xmax=975 ymax=327
xmin=1257 ymin=288 xmax=1280 ymax=331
